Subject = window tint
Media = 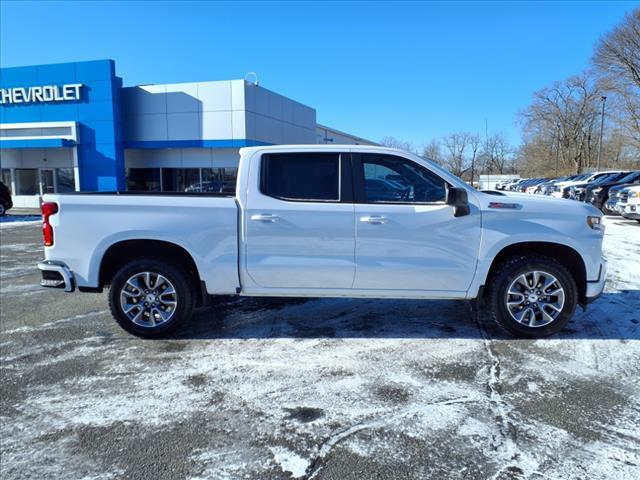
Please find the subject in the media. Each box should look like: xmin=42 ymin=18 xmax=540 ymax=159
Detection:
xmin=127 ymin=168 xmax=161 ymax=191
xmin=261 ymin=153 xmax=340 ymax=201
xmin=359 ymin=154 xmax=446 ymax=203
xmin=56 ymin=168 xmax=76 ymax=193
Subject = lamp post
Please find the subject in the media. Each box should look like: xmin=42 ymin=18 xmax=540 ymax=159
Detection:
xmin=596 ymin=96 xmax=606 ymax=171
xmin=555 ymin=124 xmax=561 ymax=176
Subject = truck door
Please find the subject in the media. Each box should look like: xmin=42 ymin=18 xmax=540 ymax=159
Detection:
xmin=351 ymin=153 xmax=481 ymax=293
xmin=244 ymin=152 xmax=356 ymax=289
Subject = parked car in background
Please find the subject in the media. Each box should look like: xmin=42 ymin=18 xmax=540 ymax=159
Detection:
xmin=569 ymin=172 xmax=630 ymax=201
xmin=561 ymin=171 xmax=627 ymax=199
xmin=551 ymin=174 xmax=591 ymax=197
xmin=605 ymin=183 xmax=631 ymax=215
xmin=621 ymin=185 xmax=640 ymax=222
xmin=534 ymin=178 xmax=559 ymax=195
xmin=0 ymin=181 xmax=13 ymax=216
xmin=614 ymin=185 xmax=635 ymax=215
xmin=586 ymin=171 xmax=640 ymax=213
xmin=525 ymin=178 xmax=551 ymax=194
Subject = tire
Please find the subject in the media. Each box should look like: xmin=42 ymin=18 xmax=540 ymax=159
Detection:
xmin=0 ymin=203 xmax=6 ymax=216
xmin=108 ymin=258 xmax=196 ymax=338
xmin=600 ymin=196 xmax=613 ymax=215
xmin=487 ymin=254 xmax=577 ymax=338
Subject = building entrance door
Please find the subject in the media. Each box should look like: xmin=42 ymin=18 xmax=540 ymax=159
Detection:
xmin=40 ymin=169 xmax=55 ymax=195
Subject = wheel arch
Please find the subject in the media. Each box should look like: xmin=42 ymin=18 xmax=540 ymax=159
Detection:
xmin=483 ymin=242 xmax=587 ymax=304
xmin=98 ymin=239 xmax=204 ymax=303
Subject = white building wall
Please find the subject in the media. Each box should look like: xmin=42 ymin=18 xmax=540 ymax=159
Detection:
xmin=316 ymin=124 xmax=377 ymax=145
xmin=125 ymin=148 xmax=239 ymax=169
xmin=121 ymin=80 xmax=316 ymax=145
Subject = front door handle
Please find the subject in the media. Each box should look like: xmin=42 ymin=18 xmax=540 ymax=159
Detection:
xmin=250 ymin=213 xmax=280 ymax=223
xmin=360 ymin=215 xmax=388 ymax=225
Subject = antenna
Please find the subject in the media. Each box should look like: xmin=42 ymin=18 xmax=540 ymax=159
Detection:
xmin=244 ymin=72 xmax=259 ymax=86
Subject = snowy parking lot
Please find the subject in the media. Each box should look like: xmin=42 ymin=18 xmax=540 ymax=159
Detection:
xmin=1 ymin=217 xmax=639 ymax=480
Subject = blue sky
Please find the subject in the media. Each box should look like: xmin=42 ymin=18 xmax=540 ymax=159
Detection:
xmin=1 ymin=1 xmax=635 ymax=147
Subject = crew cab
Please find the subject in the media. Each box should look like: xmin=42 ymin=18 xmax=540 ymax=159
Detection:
xmin=38 ymin=145 xmax=607 ymax=339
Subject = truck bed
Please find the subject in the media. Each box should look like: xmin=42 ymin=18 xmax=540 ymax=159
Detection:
xmin=42 ymin=193 xmax=240 ymax=294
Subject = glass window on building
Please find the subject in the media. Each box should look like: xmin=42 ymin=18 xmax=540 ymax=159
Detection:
xmin=56 ymin=168 xmax=76 ymax=193
xmin=40 ymin=170 xmax=55 ymax=195
xmin=221 ymin=168 xmax=238 ymax=193
xmin=162 ymin=168 xmax=201 ymax=192
xmin=1 ymin=169 xmax=11 ymax=193
xmin=200 ymin=168 xmax=223 ymax=192
xmin=15 ymin=169 xmax=38 ymax=195
xmin=127 ymin=168 xmax=161 ymax=191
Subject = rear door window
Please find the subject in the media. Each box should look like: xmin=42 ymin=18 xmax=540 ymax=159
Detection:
xmin=260 ymin=153 xmax=341 ymax=202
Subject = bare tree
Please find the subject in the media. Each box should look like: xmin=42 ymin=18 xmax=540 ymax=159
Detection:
xmin=482 ymin=132 xmax=513 ymax=174
xmin=519 ymin=74 xmax=602 ymax=174
xmin=593 ymin=8 xmax=640 ymax=145
xmin=422 ymin=139 xmax=444 ymax=165
xmin=442 ymin=133 xmax=470 ymax=177
xmin=379 ymin=136 xmax=416 ymax=153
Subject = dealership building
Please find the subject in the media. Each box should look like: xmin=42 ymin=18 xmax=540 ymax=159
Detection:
xmin=0 ymin=59 xmax=374 ymax=208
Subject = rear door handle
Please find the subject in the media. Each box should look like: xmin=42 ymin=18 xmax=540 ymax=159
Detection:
xmin=360 ymin=215 xmax=388 ymax=225
xmin=250 ymin=213 xmax=280 ymax=223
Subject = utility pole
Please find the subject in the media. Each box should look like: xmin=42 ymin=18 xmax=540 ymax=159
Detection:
xmin=555 ymin=124 xmax=560 ymax=176
xmin=596 ymin=96 xmax=606 ymax=171
xmin=470 ymin=152 xmax=475 ymax=188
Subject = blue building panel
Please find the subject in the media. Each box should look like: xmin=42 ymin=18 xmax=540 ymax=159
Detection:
xmin=75 ymin=60 xmax=116 ymax=83
xmin=0 ymin=65 xmax=39 ymax=87
xmin=36 ymin=62 xmax=77 ymax=84
xmin=1 ymin=59 xmax=125 ymax=192
xmin=38 ymin=103 xmax=79 ymax=122
xmin=4 ymin=104 xmax=42 ymax=123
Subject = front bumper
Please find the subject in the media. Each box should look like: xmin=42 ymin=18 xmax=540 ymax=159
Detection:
xmin=623 ymin=204 xmax=640 ymax=220
xmin=585 ymin=260 xmax=607 ymax=304
xmin=37 ymin=260 xmax=75 ymax=292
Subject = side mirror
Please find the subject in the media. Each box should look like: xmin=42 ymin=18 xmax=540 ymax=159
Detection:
xmin=446 ymin=187 xmax=470 ymax=217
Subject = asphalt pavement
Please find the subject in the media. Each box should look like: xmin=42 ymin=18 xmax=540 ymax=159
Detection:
xmin=1 ymin=218 xmax=639 ymax=480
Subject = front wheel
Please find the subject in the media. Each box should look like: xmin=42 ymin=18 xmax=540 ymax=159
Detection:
xmin=488 ymin=255 xmax=577 ymax=338
xmin=108 ymin=259 xmax=195 ymax=338
xmin=0 ymin=203 xmax=6 ymax=216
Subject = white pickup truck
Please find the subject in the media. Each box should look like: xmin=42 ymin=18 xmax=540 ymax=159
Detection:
xmin=38 ymin=145 xmax=607 ymax=338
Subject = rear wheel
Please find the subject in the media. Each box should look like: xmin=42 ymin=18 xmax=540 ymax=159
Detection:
xmin=488 ymin=255 xmax=577 ymax=338
xmin=108 ymin=258 xmax=195 ymax=338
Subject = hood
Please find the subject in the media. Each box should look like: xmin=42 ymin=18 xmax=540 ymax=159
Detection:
xmin=569 ymin=182 xmax=590 ymax=190
xmin=476 ymin=190 xmax=601 ymax=217
xmin=587 ymin=180 xmax=638 ymax=192
xmin=610 ymin=182 xmax=639 ymax=192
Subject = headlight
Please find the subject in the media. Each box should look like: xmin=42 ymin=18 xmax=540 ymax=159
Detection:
xmin=587 ymin=216 xmax=604 ymax=231
xmin=592 ymin=187 xmax=602 ymax=194
xmin=631 ymin=191 xmax=639 ymax=198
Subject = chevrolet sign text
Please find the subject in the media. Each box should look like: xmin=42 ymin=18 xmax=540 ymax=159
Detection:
xmin=0 ymin=84 xmax=83 ymax=105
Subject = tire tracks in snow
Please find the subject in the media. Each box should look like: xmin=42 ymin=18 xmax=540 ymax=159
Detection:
xmin=474 ymin=309 xmax=537 ymax=479
xmin=304 ymin=396 xmax=478 ymax=479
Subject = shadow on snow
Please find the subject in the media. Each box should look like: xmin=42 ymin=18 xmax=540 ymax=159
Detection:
xmin=169 ymin=290 xmax=640 ymax=341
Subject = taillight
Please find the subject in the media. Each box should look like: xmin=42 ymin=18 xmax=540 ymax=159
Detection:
xmin=41 ymin=202 xmax=58 ymax=247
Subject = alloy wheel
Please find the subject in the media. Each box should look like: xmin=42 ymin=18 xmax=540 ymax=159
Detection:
xmin=120 ymin=272 xmax=178 ymax=327
xmin=505 ymin=270 xmax=565 ymax=328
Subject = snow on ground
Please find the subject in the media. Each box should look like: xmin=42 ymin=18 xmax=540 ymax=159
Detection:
xmin=0 ymin=216 xmax=638 ymax=480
